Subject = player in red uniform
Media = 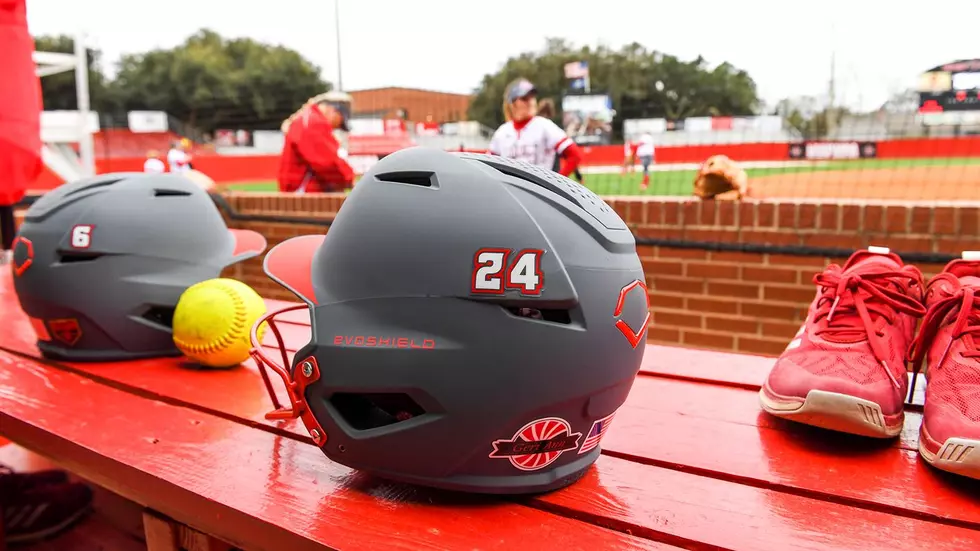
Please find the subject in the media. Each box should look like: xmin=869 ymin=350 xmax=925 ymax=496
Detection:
xmin=0 ymin=0 xmax=42 ymax=265
xmin=278 ymin=93 xmax=355 ymax=193
xmin=622 ymin=139 xmax=638 ymax=175
xmin=1 ymin=2 xmax=98 ymax=545
xmin=489 ymin=79 xmax=583 ymax=178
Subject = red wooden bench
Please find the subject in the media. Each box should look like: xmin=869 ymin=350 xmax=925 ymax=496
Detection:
xmin=1 ymin=268 xmax=979 ymax=550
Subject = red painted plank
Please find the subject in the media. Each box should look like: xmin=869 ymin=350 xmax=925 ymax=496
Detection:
xmin=639 ymin=343 xmax=773 ymax=387
xmin=613 ymin=378 xmax=980 ymax=527
xmin=635 ymin=344 xmax=928 ymax=406
xmin=0 ymin=280 xmax=958 ymax=528
xmin=4 ymin=351 xmax=979 ymax=551
xmin=0 ymin=351 xmax=671 ymax=551
xmin=541 ymin=454 xmax=980 ymax=551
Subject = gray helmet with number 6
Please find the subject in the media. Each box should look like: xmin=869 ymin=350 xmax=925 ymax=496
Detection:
xmin=10 ymin=172 xmax=266 ymax=361
xmin=251 ymin=148 xmax=648 ymax=494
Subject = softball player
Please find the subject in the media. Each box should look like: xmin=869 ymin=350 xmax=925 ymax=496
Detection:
xmin=488 ymin=78 xmax=583 ymax=178
xmin=635 ymin=132 xmax=656 ymax=190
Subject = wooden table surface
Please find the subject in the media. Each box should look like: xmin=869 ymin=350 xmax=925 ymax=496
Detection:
xmin=1 ymin=270 xmax=979 ymax=551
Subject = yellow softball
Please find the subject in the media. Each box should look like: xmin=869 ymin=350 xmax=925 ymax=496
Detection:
xmin=172 ymin=278 xmax=268 ymax=368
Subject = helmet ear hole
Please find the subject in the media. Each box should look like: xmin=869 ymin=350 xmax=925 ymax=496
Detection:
xmin=139 ymin=305 xmax=176 ymax=329
xmin=504 ymin=306 xmax=572 ymax=325
xmin=58 ymin=252 xmax=101 ymax=264
xmin=329 ymin=393 xmax=426 ymax=431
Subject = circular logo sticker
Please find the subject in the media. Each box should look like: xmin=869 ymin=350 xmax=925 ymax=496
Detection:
xmin=489 ymin=417 xmax=582 ymax=471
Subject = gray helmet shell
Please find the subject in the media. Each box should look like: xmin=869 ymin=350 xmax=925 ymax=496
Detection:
xmin=11 ymin=172 xmax=266 ymax=361
xmin=259 ymin=148 xmax=648 ymax=494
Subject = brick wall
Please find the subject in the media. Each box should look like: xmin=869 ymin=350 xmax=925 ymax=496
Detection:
xmin=608 ymin=197 xmax=974 ymax=355
xmin=15 ymin=194 xmax=980 ymax=357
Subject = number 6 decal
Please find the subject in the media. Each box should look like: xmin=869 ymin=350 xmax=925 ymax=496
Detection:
xmin=471 ymin=248 xmax=544 ymax=296
xmin=70 ymin=225 xmax=94 ymax=249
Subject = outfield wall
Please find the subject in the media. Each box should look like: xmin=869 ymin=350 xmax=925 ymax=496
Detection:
xmin=32 ymin=136 xmax=980 ymax=190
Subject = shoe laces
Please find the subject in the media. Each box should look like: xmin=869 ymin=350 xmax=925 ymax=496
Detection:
xmin=812 ymin=265 xmax=926 ymax=391
xmin=907 ymin=285 xmax=980 ymax=400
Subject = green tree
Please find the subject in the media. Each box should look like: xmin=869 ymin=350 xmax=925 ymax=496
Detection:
xmin=32 ymin=34 xmax=116 ymax=113
xmin=112 ymin=29 xmax=331 ymax=132
xmin=467 ymin=39 xmax=760 ymax=138
xmin=774 ymin=96 xmax=850 ymax=139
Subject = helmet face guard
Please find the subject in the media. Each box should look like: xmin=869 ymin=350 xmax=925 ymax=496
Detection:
xmin=250 ymin=303 xmax=328 ymax=447
xmin=248 ymin=149 xmax=647 ymax=494
xmin=249 ymin=234 xmax=330 ymax=444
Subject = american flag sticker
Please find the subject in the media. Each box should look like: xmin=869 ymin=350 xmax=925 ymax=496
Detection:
xmin=578 ymin=412 xmax=617 ymax=454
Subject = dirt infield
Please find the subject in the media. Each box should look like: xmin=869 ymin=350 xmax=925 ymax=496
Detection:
xmin=750 ymin=164 xmax=980 ymax=201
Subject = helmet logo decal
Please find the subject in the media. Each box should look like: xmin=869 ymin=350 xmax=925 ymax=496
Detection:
xmin=489 ymin=417 xmax=582 ymax=471
xmin=47 ymin=319 xmax=82 ymax=347
xmin=332 ymin=335 xmax=436 ymax=349
xmin=614 ymin=279 xmax=651 ymax=349
xmin=471 ymin=248 xmax=544 ymax=296
xmin=578 ymin=412 xmax=617 ymax=455
xmin=11 ymin=236 xmax=33 ymax=277
xmin=70 ymin=225 xmax=94 ymax=249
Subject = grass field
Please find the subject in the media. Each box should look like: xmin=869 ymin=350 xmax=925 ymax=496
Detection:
xmin=220 ymin=157 xmax=980 ymax=198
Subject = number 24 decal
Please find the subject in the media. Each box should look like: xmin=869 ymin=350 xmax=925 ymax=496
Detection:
xmin=471 ymin=248 xmax=544 ymax=296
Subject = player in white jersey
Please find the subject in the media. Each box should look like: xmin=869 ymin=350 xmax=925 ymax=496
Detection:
xmin=167 ymin=138 xmax=193 ymax=173
xmin=488 ymin=78 xmax=582 ymax=178
xmin=143 ymin=150 xmax=166 ymax=173
xmin=635 ymin=132 xmax=656 ymax=190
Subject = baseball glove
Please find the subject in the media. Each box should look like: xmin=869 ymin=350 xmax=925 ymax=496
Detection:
xmin=693 ymin=155 xmax=750 ymax=200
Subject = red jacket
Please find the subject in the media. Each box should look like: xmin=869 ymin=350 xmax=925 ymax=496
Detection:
xmin=278 ymin=106 xmax=355 ymax=193
xmin=0 ymin=0 xmax=42 ymax=206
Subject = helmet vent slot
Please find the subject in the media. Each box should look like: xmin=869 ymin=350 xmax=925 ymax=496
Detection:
xmin=329 ymin=392 xmax=426 ymax=431
xmin=154 ymin=188 xmax=193 ymax=197
xmin=505 ymin=306 xmax=572 ymax=325
xmin=461 ymin=153 xmax=627 ymax=231
xmin=63 ymin=179 xmax=124 ymax=198
xmin=375 ymin=171 xmax=436 ymax=188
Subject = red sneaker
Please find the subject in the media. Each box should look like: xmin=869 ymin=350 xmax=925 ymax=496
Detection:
xmin=908 ymin=252 xmax=980 ymax=479
xmin=640 ymin=174 xmax=650 ymax=191
xmin=760 ymin=247 xmax=926 ymax=437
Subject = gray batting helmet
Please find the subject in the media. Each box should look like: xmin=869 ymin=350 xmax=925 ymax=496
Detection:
xmin=11 ymin=172 xmax=266 ymax=361
xmin=251 ymin=148 xmax=649 ymax=494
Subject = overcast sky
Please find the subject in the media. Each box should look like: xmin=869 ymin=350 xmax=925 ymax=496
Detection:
xmin=25 ymin=0 xmax=980 ymax=112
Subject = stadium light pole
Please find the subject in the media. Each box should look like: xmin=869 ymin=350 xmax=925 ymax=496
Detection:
xmin=74 ymin=32 xmax=95 ymax=177
xmin=335 ymin=0 xmax=343 ymax=91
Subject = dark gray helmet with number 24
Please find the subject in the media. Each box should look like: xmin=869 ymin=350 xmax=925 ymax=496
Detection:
xmin=251 ymin=148 xmax=649 ymax=494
